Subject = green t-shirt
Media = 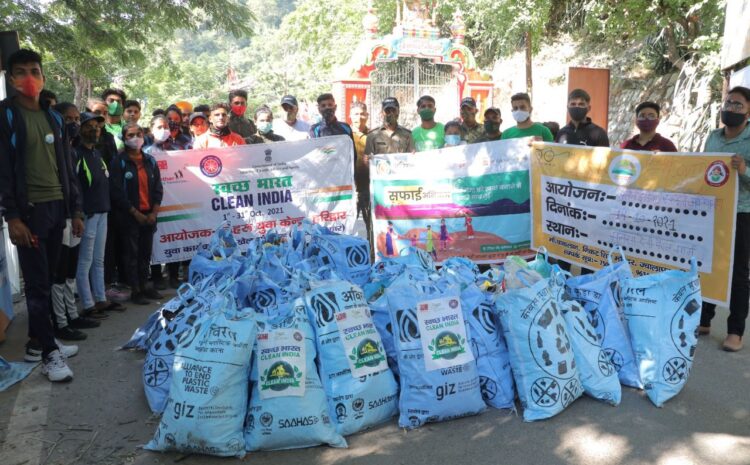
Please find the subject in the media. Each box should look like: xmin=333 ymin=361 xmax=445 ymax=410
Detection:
xmin=18 ymin=106 xmax=63 ymax=203
xmin=412 ymin=123 xmax=445 ymax=152
xmin=105 ymin=121 xmax=125 ymax=150
xmin=501 ymin=123 xmax=554 ymax=142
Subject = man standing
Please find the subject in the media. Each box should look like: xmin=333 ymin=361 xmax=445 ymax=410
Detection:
xmin=228 ymin=89 xmax=256 ymax=141
xmin=620 ymin=101 xmax=677 ymax=151
xmin=350 ymin=101 xmax=370 ymax=237
xmin=274 ymin=95 xmax=310 ymax=141
xmin=309 ymin=93 xmax=354 ymax=139
xmin=459 ymin=97 xmax=485 ymax=144
xmin=412 ymin=95 xmax=445 ymax=151
xmin=193 ymin=103 xmax=246 ymax=148
xmin=501 ymin=92 xmax=554 ymax=141
xmin=350 ymin=101 xmax=369 ymax=158
xmin=0 ymin=49 xmax=83 ymax=381
xmin=478 ymin=107 xmax=503 ymax=142
xmin=556 ymin=89 xmax=610 ymax=146
xmin=247 ymin=106 xmax=285 ymax=144
xmin=102 ymin=88 xmax=128 ymax=151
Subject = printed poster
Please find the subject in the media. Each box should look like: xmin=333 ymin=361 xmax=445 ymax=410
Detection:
xmin=530 ymin=142 xmax=738 ymax=305
xmin=370 ymin=139 xmax=533 ymax=264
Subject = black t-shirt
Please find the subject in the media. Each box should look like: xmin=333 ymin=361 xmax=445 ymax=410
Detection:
xmin=555 ymin=118 xmax=610 ymax=147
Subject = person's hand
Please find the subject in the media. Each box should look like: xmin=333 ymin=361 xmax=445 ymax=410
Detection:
xmin=132 ymin=210 xmax=148 ymax=225
xmin=363 ymin=154 xmax=370 ymax=164
xmin=731 ymin=154 xmax=746 ymax=175
xmin=146 ymin=213 xmax=157 ymax=225
xmin=71 ymin=218 xmax=84 ymax=237
xmin=7 ymin=218 xmax=33 ymax=247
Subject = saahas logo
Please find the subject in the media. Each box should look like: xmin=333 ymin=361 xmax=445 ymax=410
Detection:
xmin=428 ymin=331 xmax=466 ymax=360
xmin=346 ymin=245 xmax=369 ymax=267
xmin=608 ymin=154 xmax=641 ymax=186
xmin=705 ymin=160 xmax=729 ymax=187
xmin=309 ymin=291 xmax=339 ymax=327
xmin=350 ymin=338 xmax=385 ymax=369
xmin=199 ymin=155 xmax=223 ymax=177
xmin=397 ymin=308 xmax=420 ymax=343
xmin=260 ymin=361 xmax=302 ymax=391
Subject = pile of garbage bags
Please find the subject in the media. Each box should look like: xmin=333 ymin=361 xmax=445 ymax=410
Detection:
xmin=123 ymin=222 xmax=702 ymax=458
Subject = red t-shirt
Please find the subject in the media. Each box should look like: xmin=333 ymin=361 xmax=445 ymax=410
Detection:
xmin=134 ymin=157 xmax=150 ymax=211
xmin=620 ymin=133 xmax=678 ymax=152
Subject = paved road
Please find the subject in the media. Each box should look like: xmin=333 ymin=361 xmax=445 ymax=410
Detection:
xmin=1 ymin=291 xmax=749 ymax=465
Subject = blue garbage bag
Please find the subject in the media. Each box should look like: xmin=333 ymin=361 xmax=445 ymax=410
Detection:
xmin=440 ymin=256 xmax=480 ymax=288
xmin=234 ymin=271 xmax=290 ymax=316
xmin=386 ymin=280 xmax=485 ymax=429
xmin=495 ymin=269 xmax=583 ymax=421
xmin=306 ymin=225 xmax=370 ymax=286
xmin=461 ymin=284 xmax=515 ymax=409
xmin=622 ymin=258 xmax=701 ymax=407
xmin=244 ymin=303 xmax=347 ymax=451
xmin=145 ymin=293 xmax=256 ymax=457
xmin=304 ymin=280 xmax=398 ymax=435
xmin=565 ymin=248 xmax=642 ymax=388
xmin=550 ymin=268 xmax=621 ymax=406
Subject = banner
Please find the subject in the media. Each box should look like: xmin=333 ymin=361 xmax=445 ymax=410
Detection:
xmin=530 ymin=142 xmax=738 ymax=305
xmin=152 ymin=136 xmax=356 ymax=263
xmin=370 ymin=139 xmax=532 ymax=264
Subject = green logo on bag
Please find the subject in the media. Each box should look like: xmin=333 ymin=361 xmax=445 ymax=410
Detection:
xmin=261 ymin=361 xmax=302 ymax=391
xmin=428 ymin=331 xmax=466 ymax=360
xmin=349 ymin=338 xmax=385 ymax=369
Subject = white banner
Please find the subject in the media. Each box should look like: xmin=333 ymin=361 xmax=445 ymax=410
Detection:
xmin=151 ymin=136 xmax=356 ymax=263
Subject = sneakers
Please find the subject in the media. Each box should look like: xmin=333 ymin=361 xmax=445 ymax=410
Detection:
xmin=142 ymin=288 xmax=164 ymax=300
xmin=25 ymin=339 xmax=79 ymax=362
xmin=69 ymin=316 xmax=101 ymax=329
xmin=42 ymin=350 xmax=73 ymax=382
xmin=54 ymin=325 xmax=87 ymax=341
xmin=131 ymin=292 xmax=150 ymax=305
xmin=106 ymin=285 xmax=131 ymax=303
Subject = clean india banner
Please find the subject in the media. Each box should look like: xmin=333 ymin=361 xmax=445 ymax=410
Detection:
xmin=370 ymin=138 xmax=533 ymax=265
xmin=151 ymin=135 xmax=356 ymax=263
xmin=530 ymin=142 xmax=738 ymax=305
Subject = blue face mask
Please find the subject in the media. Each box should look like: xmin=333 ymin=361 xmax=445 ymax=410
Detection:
xmin=257 ymin=122 xmax=273 ymax=134
xmin=445 ymin=134 xmax=461 ymax=146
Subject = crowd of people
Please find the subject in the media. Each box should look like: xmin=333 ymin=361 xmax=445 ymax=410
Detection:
xmin=1 ymin=47 xmax=750 ymax=383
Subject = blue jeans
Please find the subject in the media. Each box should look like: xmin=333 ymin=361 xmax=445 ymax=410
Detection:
xmin=76 ymin=213 xmax=108 ymax=309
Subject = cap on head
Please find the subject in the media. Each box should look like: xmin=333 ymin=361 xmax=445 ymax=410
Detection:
xmin=280 ymin=95 xmax=298 ymax=108
xmin=79 ymin=112 xmax=105 ymax=127
xmin=189 ymin=112 xmax=207 ymax=125
xmin=382 ymin=97 xmax=399 ymax=110
xmin=460 ymin=97 xmax=477 ymax=109
xmin=484 ymin=107 xmax=501 ymax=117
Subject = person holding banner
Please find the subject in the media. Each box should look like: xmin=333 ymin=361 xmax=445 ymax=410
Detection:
xmin=193 ymin=103 xmax=246 ymax=149
xmin=227 ymin=89 xmax=256 ymax=140
xmin=459 ymin=97 xmax=486 ymax=144
xmin=699 ymin=86 xmax=750 ymax=352
xmin=501 ymin=92 xmax=554 ymax=142
xmin=620 ymin=101 xmax=677 ymax=152
xmin=274 ymin=95 xmax=310 ymax=141
xmin=412 ymin=95 xmax=445 ymax=151
xmin=309 ymin=93 xmax=354 ymax=140
xmin=556 ymin=89 xmax=610 ymax=147
xmin=246 ymin=106 xmax=285 ymax=144
xmin=478 ymin=107 xmax=503 ymax=142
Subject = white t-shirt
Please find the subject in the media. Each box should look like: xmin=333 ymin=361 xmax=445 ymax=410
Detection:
xmin=273 ymin=118 xmax=311 ymax=141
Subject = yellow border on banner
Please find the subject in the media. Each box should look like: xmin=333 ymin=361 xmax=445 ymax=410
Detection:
xmin=529 ymin=142 xmax=738 ymax=306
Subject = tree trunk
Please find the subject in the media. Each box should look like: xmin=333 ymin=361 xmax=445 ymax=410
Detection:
xmin=662 ymin=24 xmax=685 ymax=70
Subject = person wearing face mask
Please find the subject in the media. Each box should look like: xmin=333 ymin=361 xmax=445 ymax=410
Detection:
xmin=102 ymin=88 xmax=128 ymax=151
xmin=247 ymin=106 xmax=285 ymax=144
xmin=555 ymin=89 xmax=610 ymax=146
xmin=164 ymin=105 xmax=191 ymax=150
xmin=443 ymin=120 xmax=466 ymax=147
xmin=0 ymin=49 xmax=84 ymax=381
xmin=412 ymin=95 xmax=445 ymax=151
xmin=698 ymin=86 xmax=750 ymax=352
xmin=620 ymin=101 xmax=677 ymax=152
xmin=193 ymin=103 xmax=246 ymax=148
xmin=501 ymin=93 xmax=554 ymax=142
xmin=478 ymin=107 xmax=503 ymax=142
xmin=227 ymin=89 xmax=256 ymax=140
xmin=110 ymin=123 xmax=164 ymax=306
xmin=309 ymin=93 xmax=354 ymax=140
xmin=459 ymin=97 xmax=486 ymax=144
xmin=364 ymin=98 xmax=415 ymax=157
xmin=274 ymin=95 xmax=310 ymax=141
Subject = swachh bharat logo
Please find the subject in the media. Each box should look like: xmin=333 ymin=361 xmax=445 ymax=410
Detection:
xmin=608 ymin=154 xmax=641 ymax=186
xmin=428 ymin=331 xmax=466 ymax=360
xmin=260 ymin=361 xmax=302 ymax=391
xmin=350 ymin=338 xmax=385 ymax=369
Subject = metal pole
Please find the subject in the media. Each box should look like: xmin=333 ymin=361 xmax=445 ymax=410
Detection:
xmin=414 ymin=57 xmax=420 ymax=104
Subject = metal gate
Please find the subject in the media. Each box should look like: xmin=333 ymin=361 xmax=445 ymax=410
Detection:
xmin=369 ymin=58 xmax=456 ymax=129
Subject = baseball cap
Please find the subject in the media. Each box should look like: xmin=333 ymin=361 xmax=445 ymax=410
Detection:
xmin=280 ymin=95 xmax=298 ymax=108
xmin=79 ymin=112 xmax=105 ymax=127
xmin=484 ymin=107 xmax=501 ymax=117
xmin=382 ymin=97 xmax=399 ymax=110
xmin=460 ymin=97 xmax=477 ymax=108
xmin=189 ymin=112 xmax=207 ymax=125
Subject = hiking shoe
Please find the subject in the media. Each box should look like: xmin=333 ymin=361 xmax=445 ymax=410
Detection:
xmin=131 ymin=292 xmax=150 ymax=305
xmin=69 ymin=316 xmax=101 ymax=329
xmin=25 ymin=340 xmax=79 ymax=362
xmin=81 ymin=307 xmax=109 ymax=320
xmin=42 ymin=350 xmax=73 ymax=382
xmin=143 ymin=288 xmax=163 ymax=300
xmin=55 ymin=326 xmax=87 ymax=341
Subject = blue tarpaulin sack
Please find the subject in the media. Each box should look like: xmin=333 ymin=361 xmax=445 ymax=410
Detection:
xmin=306 ymin=225 xmax=371 ymax=286
xmin=440 ymin=256 xmax=480 ymax=287
xmin=188 ymin=222 xmax=243 ymax=284
xmin=550 ymin=268 xmax=621 ymax=406
xmin=146 ymin=293 xmax=256 ymax=458
xmin=622 ymin=259 xmax=701 ymax=407
xmin=122 ymin=284 xmax=198 ymax=351
xmin=304 ymin=280 xmax=398 ymax=436
xmin=565 ymin=248 xmax=642 ymax=389
xmin=244 ymin=304 xmax=347 ymax=451
xmin=461 ymin=284 xmax=515 ymax=409
xmin=386 ymin=280 xmax=485 ymax=429
xmin=495 ymin=269 xmax=583 ymax=421
xmin=234 ymin=271 xmax=290 ymax=316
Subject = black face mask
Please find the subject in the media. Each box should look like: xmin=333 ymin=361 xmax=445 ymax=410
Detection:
xmin=66 ymin=122 xmax=80 ymax=140
xmin=210 ymin=125 xmax=230 ymax=137
xmin=321 ymin=108 xmax=336 ymax=122
xmin=168 ymin=120 xmax=181 ymax=133
xmin=568 ymin=106 xmax=588 ymax=121
xmin=384 ymin=114 xmax=398 ymax=126
xmin=721 ymin=110 xmax=748 ymax=128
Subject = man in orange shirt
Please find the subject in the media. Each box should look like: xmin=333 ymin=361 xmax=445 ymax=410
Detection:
xmin=192 ymin=103 xmax=245 ymax=148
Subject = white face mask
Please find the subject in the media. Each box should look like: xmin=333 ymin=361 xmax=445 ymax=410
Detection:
xmin=152 ymin=127 xmax=170 ymax=143
xmin=512 ymin=110 xmax=530 ymax=123
xmin=124 ymin=136 xmax=144 ymax=151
